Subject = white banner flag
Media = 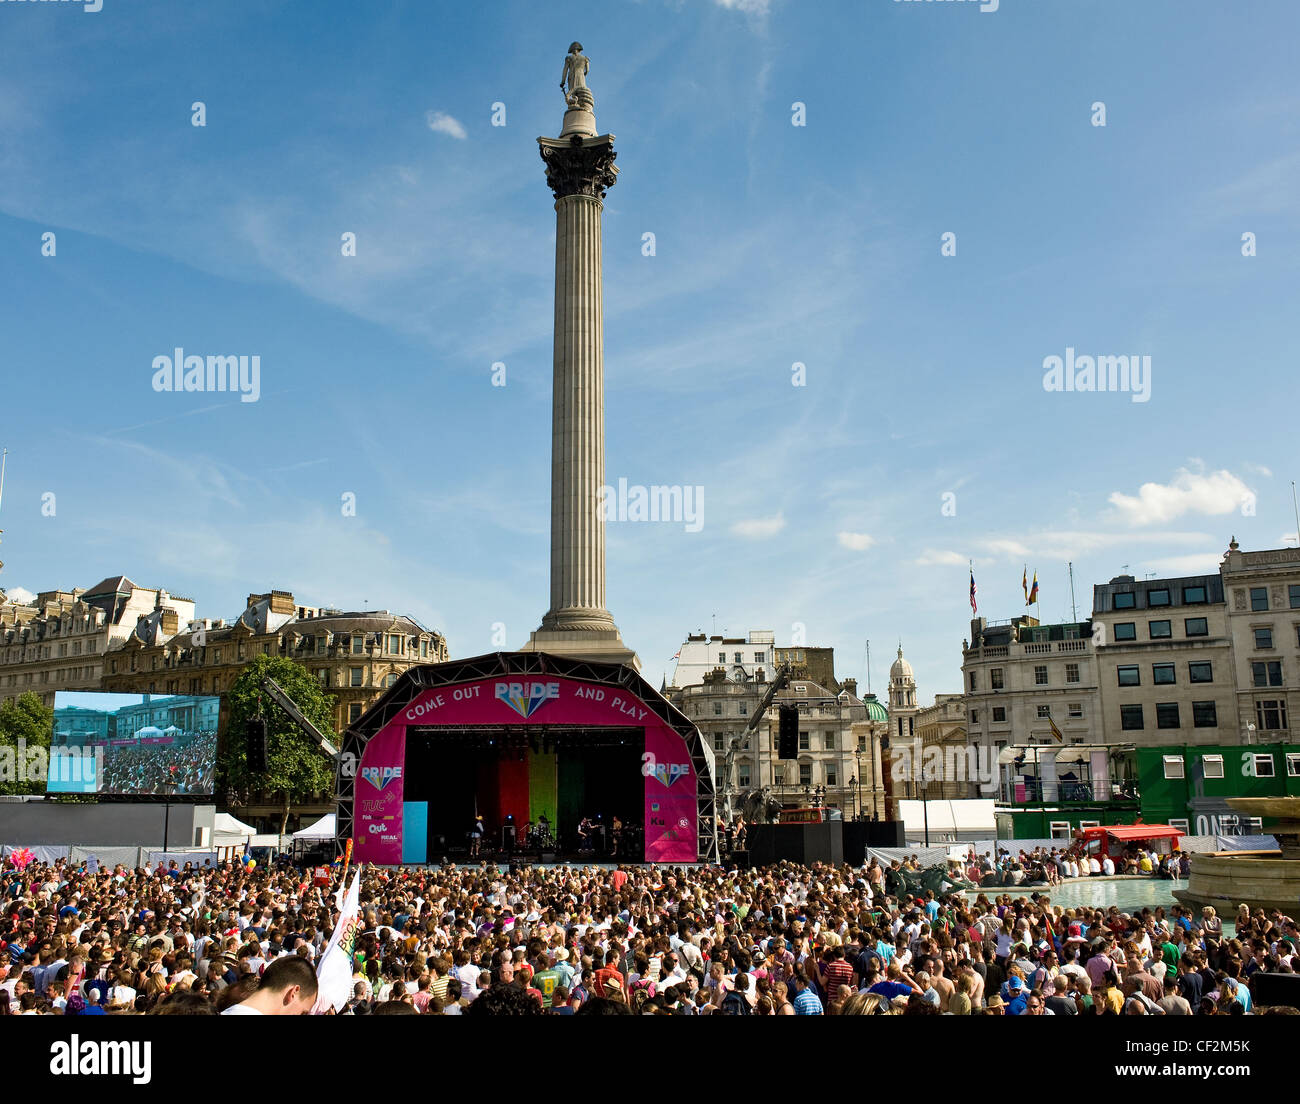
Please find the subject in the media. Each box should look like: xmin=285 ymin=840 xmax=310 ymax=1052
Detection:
xmin=311 ymin=870 xmax=362 ymax=1014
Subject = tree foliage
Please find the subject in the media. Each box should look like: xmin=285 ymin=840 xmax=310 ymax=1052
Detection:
xmin=219 ymin=655 xmax=337 ymax=833
xmin=0 ymin=692 xmax=53 ymax=796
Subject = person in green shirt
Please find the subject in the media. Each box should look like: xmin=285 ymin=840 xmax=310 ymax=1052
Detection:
xmin=533 ymin=962 xmax=564 ymax=1009
xmin=1160 ymin=936 xmax=1181 ymax=981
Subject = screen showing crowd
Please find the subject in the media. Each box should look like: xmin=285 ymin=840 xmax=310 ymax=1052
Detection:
xmin=48 ymin=691 xmax=220 ymax=796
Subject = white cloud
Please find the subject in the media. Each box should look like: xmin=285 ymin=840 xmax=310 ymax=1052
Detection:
xmin=1108 ymin=468 xmax=1253 ymax=525
xmin=837 ymin=532 xmax=876 ymax=551
xmin=1282 ymin=533 xmax=1299 ymax=547
xmin=714 ymin=0 xmax=771 ymax=13
xmin=979 ymin=538 xmax=1032 ymax=560
xmin=731 ymin=513 xmax=785 ymax=539
xmin=3 ymin=586 xmax=35 ymax=605
xmin=425 ymin=111 xmax=468 ymax=140
xmin=1243 ymin=462 xmax=1273 ymax=478
xmin=1142 ymin=553 xmax=1226 ymax=576
xmin=914 ymin=549 xmax=966 ymax=567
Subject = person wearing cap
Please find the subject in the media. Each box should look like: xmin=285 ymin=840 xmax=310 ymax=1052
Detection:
xmin=1004 ymin=975 xmax=1029 ymax=1015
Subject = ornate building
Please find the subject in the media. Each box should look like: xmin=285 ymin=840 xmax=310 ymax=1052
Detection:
xmin=100 ymin=589 xmax=448 ymax=734
xmin=0 ymin=576 xmax=193 ymax=708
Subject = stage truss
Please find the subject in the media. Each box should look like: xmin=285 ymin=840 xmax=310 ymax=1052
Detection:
xmin=335 ymin=651 xmax=719 ymax=864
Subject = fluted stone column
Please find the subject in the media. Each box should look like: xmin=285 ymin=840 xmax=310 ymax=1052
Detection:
xmin=521 ymin=105 xmax=639 ymax=669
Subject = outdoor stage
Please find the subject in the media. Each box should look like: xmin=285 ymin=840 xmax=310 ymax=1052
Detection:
xmin=337 ymin=653 xmax=718 ymax=865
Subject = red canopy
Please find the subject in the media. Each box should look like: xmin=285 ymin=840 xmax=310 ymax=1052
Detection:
xmin=1104 ymin=825 xmax=1181 ymax=841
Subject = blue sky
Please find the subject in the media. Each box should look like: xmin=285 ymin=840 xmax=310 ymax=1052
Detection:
xmin=1 ymin=0 xmax=1297 ymax=703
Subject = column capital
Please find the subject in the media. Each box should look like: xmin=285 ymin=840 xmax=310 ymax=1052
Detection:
xmin=538 ymin=134 xmax=618 ymax=200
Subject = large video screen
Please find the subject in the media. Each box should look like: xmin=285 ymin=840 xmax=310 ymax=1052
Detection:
xmin=48 ymin=691 xmax=220 ymax=796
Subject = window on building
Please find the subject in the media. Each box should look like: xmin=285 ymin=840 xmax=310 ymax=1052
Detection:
xmin=1114 ymin=622 xmax=1136 ymax=641
xmin=1287 ymin=753 xmax=1300 ymax=778
xmin=1251 ymin=661 xmax=1283 ymax=687
xmin=1168 ymin=818 xmax=1190 ymax=835
xmin=1202 ymin=754 xmax=1224 ymax=779
xmin=713 ymin=734 xmax=725 ymax=753
xmin=738 ymin=701 xmax=747 ymax=715
xmin=1251 ymin=587 xmax=1270 ymax=612
xmin=754 ymin=652 xmax=764 ymax=664
xmin=991 ymin=668 xmax=1004 ymax=689
xmin=1036 ymin=705 xmax=1051 ymax=719
xmin=825 ymin=732 xmax=836 ymax=751
xmin=1034 ymin=665 xmax=1048 ymax=685
xmin=799 ymin=763 xmax=812 ymax=786
xmin=1121 ymin=704 xmax=1144 ymax=730
xmin=1254 ymin=753 xmax=1276 ymax=778
xmin=1162 ymin=755 xmax=1184 ymax=779
xmin=1068 ymin=702 xmax=1083 ymax=718
xmin=350 ymin=667 xmax=363 ymax=687
xmin=969 ymin=671 xmax=977 ymax=691
xmin=1255 ymin=628 xmax=1274 ymax=650
xmin=738 ymin=764 xmax=751 ymax=787
xmin=352 ymin=636 xmax=364 ymax=655
xmin=385 ymin=672 xmax=397 ymax=687
xmin=1156 ymin=703 xmax=1180 ymax=729
xmin=1065 ymin=662 xmax=1080 ymax=683
xmin=734 ymin=652 xmax=742 ymax=664
xmin=348 ymin=703 xmax=362 ymax=723
xmin=1153 ymin=663 xmax=1175 ymax=685
xmin=1188 ymin=661 xmax=1213 ymax=683
xmin=214 ymin=649 xmax=222 ymax=663
xmin=713 ymin=702 xmax=722 ymax=715
xmin=827 ymin=767 xmax=838 ymax=787
xmin=1183 ymin=585 xmax=1208 ymax=604
xmin=1256 ymin=699 xmax=1288 ymax=731
xmin=1149 ymin=620 xmax=1171 ymax=639
xmin=1184 ymin=618 xmax=1208 ymax=637
xmin=970 ymin=709 xmax=979 ymax=724
xmin=1148 ymin=588 xmax=1170 ymax=607
xmin=1288 ymin=584 xmax=1300 ymax=609
xmin=1114 ymin=592 xmax=1136 ymax=609
xmin=316 ymin=669 xmax=329 ymax=686
xmin=1192 ymin=701 xmax=1218 ymax=728
xmin=799 ymin=731 xmax=810 ymax=751
xmin=1117 ymin=665 xmax=1140 ymax=686
xmin=1049 ymin=821 xmax=1073 ymax=839
xmin=420 ymin=640 xmax=428 ymax=658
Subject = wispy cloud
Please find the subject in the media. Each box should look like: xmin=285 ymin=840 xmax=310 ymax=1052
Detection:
xmin=914 ymin=549 xmax=966 ymax=567
xmin=837 ymin=532 xmax=876 ymax=551
xmin=425 ymin=111 xmax=468 ymax=140
xmin=731 ymin=513 xmax=785 ymax=539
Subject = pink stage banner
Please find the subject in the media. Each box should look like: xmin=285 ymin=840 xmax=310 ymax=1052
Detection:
xmin=354 ymin=675 xmax=699 ymax=865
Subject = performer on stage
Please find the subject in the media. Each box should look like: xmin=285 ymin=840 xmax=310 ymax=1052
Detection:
xmin=577 ymin=815 xmax=594 ymax=853
xmin=469 ymin=813 xmax=484 ymax=857
xmin=611 ymin=813 xmax=624 ymax=857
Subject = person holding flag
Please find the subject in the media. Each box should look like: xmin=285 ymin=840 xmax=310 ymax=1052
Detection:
xmin=312 ymin=868 xmax=364 ymax=1014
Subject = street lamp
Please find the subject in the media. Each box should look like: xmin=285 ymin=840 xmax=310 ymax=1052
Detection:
xmin=849 ymin=773 xmax=859 ymax=820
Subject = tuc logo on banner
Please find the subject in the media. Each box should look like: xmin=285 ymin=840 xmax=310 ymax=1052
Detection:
xmin=495 ymin=681 xmax=560 ymax=719
xmin=641 ymin=752 xmax=690 ymax=788
xmin=360 ymin=765 xmax=402 ymax=791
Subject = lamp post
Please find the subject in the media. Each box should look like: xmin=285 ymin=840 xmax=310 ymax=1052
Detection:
xmin=850 ymin=773 xmax=859 ymax=820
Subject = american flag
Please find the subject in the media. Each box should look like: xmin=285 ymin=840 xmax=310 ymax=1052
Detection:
xmin=969 ymin=569 xmax=978 ymax=614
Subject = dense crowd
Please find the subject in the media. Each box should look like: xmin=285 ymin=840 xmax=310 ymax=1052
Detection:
xmin=2 ymin=851 xmax=1296 ymax=1016
xmin=98 ymin=732 xmax=217 ymax=795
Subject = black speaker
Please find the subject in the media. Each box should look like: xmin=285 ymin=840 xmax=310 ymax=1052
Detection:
xmin=246 ymin=716 xmax=268 ymax=774
xmin=778 ymin=705 xmax=799 ymax=760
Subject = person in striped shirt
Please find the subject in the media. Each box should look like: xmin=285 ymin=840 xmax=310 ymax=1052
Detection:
xmin=791 ymin=968 xmax=823 ymax=1015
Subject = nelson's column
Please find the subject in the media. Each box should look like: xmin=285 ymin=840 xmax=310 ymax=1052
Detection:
xmin=520 ymin=43 xmax=640 ymax=670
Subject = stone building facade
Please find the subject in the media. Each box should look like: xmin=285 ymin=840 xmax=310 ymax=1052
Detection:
xmin=0 ymin=576 xmax=194 ymax=708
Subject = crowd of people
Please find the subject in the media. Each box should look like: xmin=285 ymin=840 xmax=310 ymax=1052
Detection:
xmin=1 ymin=851 xmax=1295 ymax=1016
xmin=955 ymin=844 xmax=1191 ymax=889
xmin=97 ymin=732 xmax=217 ymax=795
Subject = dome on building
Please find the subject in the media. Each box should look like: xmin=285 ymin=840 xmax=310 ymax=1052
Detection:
xmin=861 ymin=693 xmax=889 ymax=723
xmin=889 ymin=644 xmax=914 ymax=684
